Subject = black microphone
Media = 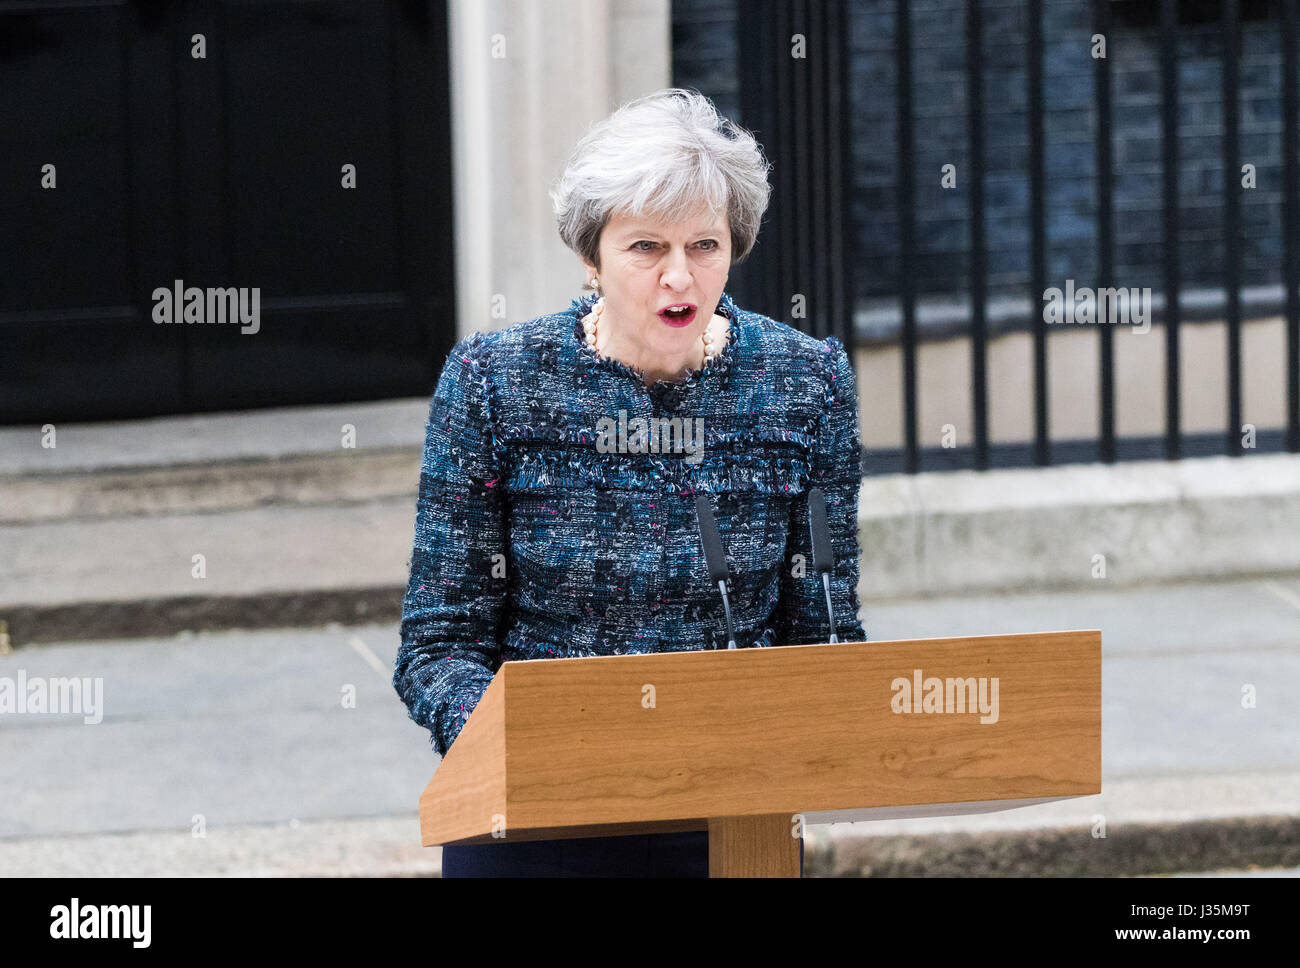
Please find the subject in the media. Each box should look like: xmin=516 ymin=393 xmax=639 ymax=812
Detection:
xmin=807 ymin=486 xmax=839 ymax=643
xmin=695 ymin=493 xmax=737 ymax=650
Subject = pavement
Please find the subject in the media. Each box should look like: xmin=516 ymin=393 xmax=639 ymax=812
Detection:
xmin=2 ymin=573 xmax=1297 ymax=877
xmin=3 ymin=399 xmax=1297 ymax=876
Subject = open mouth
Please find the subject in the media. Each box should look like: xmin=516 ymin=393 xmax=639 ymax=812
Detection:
xmin=658 ymin=304 xmax=697 ymax=326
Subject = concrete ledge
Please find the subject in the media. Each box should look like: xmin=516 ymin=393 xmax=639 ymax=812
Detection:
xmin=805 ymin=770 xmax=1300 ymax=876
xmin=0 ymin=449 xmax=420 ymax=524
xmin=806 ymin=815 xmax=1300 ymax=877
xmin=0 ymin=493 xmax=416 ymax=644
xmin=1 ymin=588 xmax=403 ymax=648
xmin=0 ymin=398 xmax=428 ymax=475
xmin=858 ymin=452 xmax=1300 ymax=600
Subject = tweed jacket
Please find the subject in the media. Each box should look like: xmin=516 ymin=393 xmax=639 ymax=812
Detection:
xmin=393 ymin=289 xmax=868 ymax=756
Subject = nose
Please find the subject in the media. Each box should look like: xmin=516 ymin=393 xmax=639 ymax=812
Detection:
xmin=661 ymin=246 xmax=692 ymax=291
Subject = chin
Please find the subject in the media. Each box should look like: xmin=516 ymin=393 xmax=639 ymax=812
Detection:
xmin=652 ymin=327 xmax=701 ymax=352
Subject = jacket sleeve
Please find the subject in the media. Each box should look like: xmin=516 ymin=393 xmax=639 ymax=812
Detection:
xmin=393 ymin=333 xmax=509 ymax=757
xmin=772 ymin=337 xmax=868 ymax=645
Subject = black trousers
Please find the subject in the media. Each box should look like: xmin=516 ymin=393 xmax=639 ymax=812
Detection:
xmin=441 ymin=830 xmax=805 ymax=877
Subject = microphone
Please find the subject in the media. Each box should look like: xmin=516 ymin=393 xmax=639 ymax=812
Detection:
xmin=807 ymin=486 xmax=839 ymax=643
xmin=695 ymin=493 xmax=738 ymax=650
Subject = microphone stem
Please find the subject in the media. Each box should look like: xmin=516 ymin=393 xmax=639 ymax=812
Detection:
xmin=821 ymin=571 xmax=839 ymax=644
xmin=718 ymin=579 xmax=737 ymax=649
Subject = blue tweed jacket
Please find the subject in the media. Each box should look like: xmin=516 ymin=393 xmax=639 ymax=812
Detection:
xmin=394 ymin=289 xmax=868 ymax=757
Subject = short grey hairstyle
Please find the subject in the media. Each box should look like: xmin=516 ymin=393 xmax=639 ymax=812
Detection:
xmin=550 ymin=88 xmax=772 ymax=270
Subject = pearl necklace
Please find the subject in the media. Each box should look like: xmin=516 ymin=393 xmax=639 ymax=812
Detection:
xmin=581 ymin=296 xmax=725 ymax=372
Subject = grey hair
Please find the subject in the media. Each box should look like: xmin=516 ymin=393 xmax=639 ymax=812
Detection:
xmin=549 ymin=88 xmax=772 ymax=271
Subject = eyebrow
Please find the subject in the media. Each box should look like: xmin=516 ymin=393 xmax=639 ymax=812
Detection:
xmin=615 ymin=227 xmax=724 ymax=240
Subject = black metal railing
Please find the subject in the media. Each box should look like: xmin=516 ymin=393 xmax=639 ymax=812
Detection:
xmin=715 ymin=0 xmax=1299 ymax=475
xmin=875 ymin=0 xmax=1300 ymax=474
xmin=733 ymin=0 xmax=856 ymax=350
xmin=1284 ymin=0 xmax=1300 ymax=453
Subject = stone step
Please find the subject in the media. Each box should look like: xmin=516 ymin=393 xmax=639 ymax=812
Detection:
xmin=1 ymin=500 xmax=413 ymax=646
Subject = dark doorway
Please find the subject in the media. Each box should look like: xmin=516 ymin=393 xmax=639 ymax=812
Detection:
xmin=0 ymin=0 xmax=455 ymax=424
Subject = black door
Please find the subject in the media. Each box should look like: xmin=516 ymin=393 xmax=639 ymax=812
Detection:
xmin=0 ymin=0 xmax=455 ymax=424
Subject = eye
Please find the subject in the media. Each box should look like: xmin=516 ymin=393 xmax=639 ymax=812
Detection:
xmin=697 ymin=240 xmax=718 ymax=250
xmin=632 ymin=241 xmax=656 ymax=251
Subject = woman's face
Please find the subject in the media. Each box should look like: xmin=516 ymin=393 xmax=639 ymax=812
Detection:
xmin=582 ymin=205 xmax=732 ymax=359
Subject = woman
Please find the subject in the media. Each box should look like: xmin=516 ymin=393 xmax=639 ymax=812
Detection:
xmin=393 ymin=88 xmax=867 ymax=877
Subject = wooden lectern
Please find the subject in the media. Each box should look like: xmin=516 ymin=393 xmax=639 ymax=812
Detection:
xmin=419 ymin=630 xmax=1101 ymax=877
